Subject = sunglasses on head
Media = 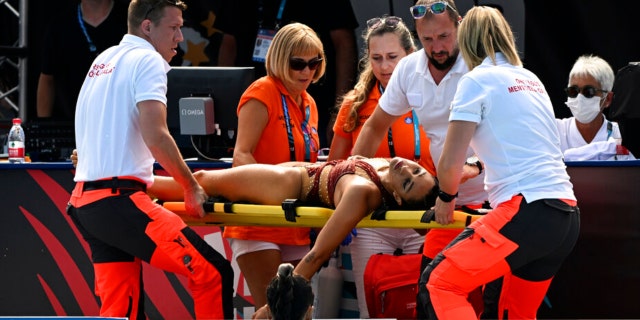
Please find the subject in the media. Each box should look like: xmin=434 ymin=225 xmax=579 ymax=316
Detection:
xmin=366 ymin=16 xmax=403 ymax=30
xmin=564 ymin=85 xmax=607 ymax=99
xmin=145 ymin=0 xmax=184 ymax=20
xmin=289 ymin=57 xmax=323 ymax=71
xmin=410 ymin=2 xmax=458 ymax=19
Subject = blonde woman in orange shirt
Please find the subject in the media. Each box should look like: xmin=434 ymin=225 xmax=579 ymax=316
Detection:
xmin=225 ymin=22 xmax=325 ymax=312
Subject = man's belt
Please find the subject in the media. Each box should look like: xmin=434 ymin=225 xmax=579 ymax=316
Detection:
xmin=82 ymin=177 xmax=147 ymax=193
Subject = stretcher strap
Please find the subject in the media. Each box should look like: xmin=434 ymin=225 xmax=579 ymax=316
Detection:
xmin=281 ymin=199 xmax=302 ymax=222
xmin=420 ymin=209 xmax=435 ymax=223
xmin=205 ymin=197 xmax=234 ymax=213
xmin=370 ymin=206 xmax=388 ymax=220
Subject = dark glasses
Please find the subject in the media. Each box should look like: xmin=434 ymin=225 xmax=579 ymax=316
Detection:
xmin=410 ymin=2 xmax=458 ymax=19
xmin=145 ymin=0 xmax=185 ymax=20
xmin=564 ymin=85 xmax=607 ymax=99
xmin=366 ymin=16 xmax=403 ymax=30
xmin=289 ymin=57 xmax=323 ymax=71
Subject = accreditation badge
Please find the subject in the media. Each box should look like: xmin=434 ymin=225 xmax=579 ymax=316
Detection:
xmin=252 ymin=29 xmax=276 ymax=63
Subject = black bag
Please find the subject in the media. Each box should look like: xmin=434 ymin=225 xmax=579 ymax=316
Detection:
xmin=609 ymin=62 xmax=640 ymax=156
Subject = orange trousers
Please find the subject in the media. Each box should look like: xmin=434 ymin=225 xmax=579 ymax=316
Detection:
xmin=418 ymin=203 xmax=493 ymax=319
xmin=68 ymin=182 xmax=234 ymax=319
xmin=418 ymin=195 xmax=579 ymax=319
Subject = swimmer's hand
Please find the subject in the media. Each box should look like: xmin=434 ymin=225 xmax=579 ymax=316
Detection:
xmin=252 ymin=304 xmax=271 ymax=319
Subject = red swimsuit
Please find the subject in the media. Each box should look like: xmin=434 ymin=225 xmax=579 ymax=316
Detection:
xmin=303 ymin=159 xmax=395 ymax=208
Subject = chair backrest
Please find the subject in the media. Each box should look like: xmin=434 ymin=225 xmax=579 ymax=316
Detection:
xmin=609 ymin=62 xmax=640 ymax=156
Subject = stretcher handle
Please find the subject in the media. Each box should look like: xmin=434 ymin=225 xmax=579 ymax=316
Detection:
xmin=163 ymin=201 xmax=484 ymax=228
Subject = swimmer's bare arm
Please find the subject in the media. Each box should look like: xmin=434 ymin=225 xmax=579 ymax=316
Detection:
xmin=253 ymin=178 xmax=380 ymax=319
xmin=294 ymin=177 xmax=380 ymax=280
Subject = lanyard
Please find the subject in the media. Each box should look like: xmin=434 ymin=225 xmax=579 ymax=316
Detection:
xmin=281 ymin=94 xmax=313 ymax=161
xmin=301 ymin=106 xmax=312 ymax=161
xmin=379 ymin=83 xmax=421 ymax=160
xmin=77 ymin=4 xmax=97 ymax=53
xmin=257 ymin=0 xmax=288 ymax=30
xmin=411 ymin=109 xmax=421 ymax=161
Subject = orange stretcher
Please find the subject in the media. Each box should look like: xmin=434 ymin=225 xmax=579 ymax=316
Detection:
xmin=163 ymin=200 xmax=484 ymax=229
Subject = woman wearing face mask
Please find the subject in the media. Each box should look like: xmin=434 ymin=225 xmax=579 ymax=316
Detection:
xmin=556 ymin=54 xmax=635 ymax=161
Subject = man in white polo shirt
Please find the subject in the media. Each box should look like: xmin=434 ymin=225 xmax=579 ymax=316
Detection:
xmin=68 ymin=0 xmax=233 ymax=319
xmin=351 ymin=0 xmax=495 ymax=318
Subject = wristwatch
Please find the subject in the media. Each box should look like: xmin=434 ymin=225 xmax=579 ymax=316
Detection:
xmin=438 ymin=190 xmax=458 ymax=202
xmin=465 ymin=155 xmax=483 ymax=175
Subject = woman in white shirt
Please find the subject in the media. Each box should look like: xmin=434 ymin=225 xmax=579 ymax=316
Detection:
xmin=556 ymin=54 xmax=634 ymax=160
xmin=418 ymin=6 xmax=580 ymax=319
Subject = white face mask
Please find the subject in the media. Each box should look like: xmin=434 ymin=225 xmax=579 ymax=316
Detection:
xmin=565 ymin=94 xmax=603 ymax=123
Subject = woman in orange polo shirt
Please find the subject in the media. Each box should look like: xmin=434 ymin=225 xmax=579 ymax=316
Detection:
xmin=328 ymin=15 xmax=435 ymax=318
xmin=225 ymin=22 xmax=325 ymax=311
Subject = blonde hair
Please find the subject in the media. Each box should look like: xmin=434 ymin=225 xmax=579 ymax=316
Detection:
xmin=265 ymin=23 xmax=326 ymax=86
xmin=457 ymin=6 xmax=521 ymax=70
xmin=340 ymin=17 xmax=415 ymax=132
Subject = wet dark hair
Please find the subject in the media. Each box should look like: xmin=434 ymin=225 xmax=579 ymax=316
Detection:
xmin=395 ymin=177 xmax=440 ymax=210
xmin=266 ymin=263 xmax=314 ymax=320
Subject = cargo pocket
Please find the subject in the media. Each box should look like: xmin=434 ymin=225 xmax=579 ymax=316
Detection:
xmin=443 ymin=223 xmax=518 ymax=276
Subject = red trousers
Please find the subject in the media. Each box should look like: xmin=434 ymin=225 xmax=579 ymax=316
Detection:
xmin=68 ymin=181 xmax=234 ymax=319
xmin=420 ymin=203 xmax=489 ymax=318
xmin=422 ymin=195 xmax=579 ymax=319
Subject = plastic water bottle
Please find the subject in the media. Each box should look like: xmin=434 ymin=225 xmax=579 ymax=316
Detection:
xmin=615 ymin=145 xmax=631 ymax=160
xmin=8 ymin=118 xmax=25 ymax=163
xmin=313 ymin=254 xmax=343 ymax=319
xmin=612 ymin=130 xmax=631 ymax=160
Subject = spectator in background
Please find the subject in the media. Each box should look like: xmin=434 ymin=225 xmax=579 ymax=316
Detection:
xmin=556 ymin=54 xmax=635 ymax=161
xmin=220 ymin=0 xmax=359 ymax=147
xmin=37 ymin=0 xmax=128 ymax=120
xmin=328 ymin=15 xmax=434 ymax=318
xmin=224 ymin=22 xmax=325 ymax=314
xmin=169 ymin=0 xmax=235 ymax=66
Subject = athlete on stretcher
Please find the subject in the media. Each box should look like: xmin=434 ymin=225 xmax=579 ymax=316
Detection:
xmin=156 ymin=156 xmax=441 ymax=317
xmin=71 ymin=151 xmax=476 ymax=318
